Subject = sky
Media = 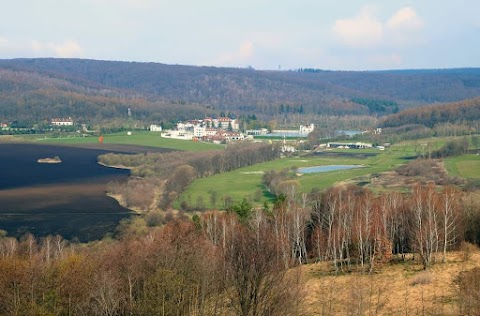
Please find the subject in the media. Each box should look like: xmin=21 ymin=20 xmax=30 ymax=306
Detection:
xmin=1 ymin=0 xmax=479 ymax=70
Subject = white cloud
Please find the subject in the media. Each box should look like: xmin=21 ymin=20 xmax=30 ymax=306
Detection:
xmin=31 ymin=40 xmax=83 ymax=58
xmin=386 ymin=7 xmax=423 ymax=31
xmin=210 ymin=41 xmax=255 ymax=66
xmin=332 ymin=7 xmax=384 ymax=48
xmin=386 ymin=7 xmax=424 ymax=47
xmin=333 ymin=6 xmax=424 ymax=49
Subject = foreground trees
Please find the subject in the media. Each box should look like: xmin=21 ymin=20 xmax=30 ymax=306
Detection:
xmin=0 ymin=212 xmax=301 ymax=315
xmin=0 ymin=183 xmax=477 ymax=315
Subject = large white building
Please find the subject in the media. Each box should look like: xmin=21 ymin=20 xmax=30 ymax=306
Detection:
xmin=51 ymin=117 xmax=74 ymax=126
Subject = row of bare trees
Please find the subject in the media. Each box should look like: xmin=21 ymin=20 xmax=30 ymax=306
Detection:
xmin=262 ymin=183 xmax=465 ymax=271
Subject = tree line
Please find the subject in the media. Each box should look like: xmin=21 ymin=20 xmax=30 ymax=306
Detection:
xmin=380 ymin=97 xmax=480 ymax=129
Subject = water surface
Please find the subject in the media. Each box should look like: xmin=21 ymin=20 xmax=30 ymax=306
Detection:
xmin=0 ymin=143 xmax=133 ymax=241
xmin=298 ymin=165 xmax=362 ymax=174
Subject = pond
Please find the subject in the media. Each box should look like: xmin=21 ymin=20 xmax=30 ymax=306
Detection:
xmin=0 ymin=143 xmax=135 ymax=242
xmin=298 ymin=165 xmax=362 ymax=174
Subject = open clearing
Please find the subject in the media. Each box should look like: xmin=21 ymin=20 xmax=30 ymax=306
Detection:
xmin=179 ymin=144 xmax=413 ymax=208
xmin=302 ymin=251 xmax=480 ymax=315
xmin=179 ymin=136 xmax=480 ymax=208
xmin=17 ymin=131 xmax=222 ymax=152
xmin=445 ymin=154 xmax=480 ymax=179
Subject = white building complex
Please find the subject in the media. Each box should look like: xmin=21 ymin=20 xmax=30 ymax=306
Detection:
xmin=161 ymin=117 xmax=244 ymax=143
xmin=51 ymin=117 xmax=74 ymax=126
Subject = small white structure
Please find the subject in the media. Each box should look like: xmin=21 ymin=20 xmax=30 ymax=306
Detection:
xmin=246 ymin=128 xmax=269 ymax=136
xmin=161 ymin=130 xmax=194 ymax=140
xmin=150 ymin=124 xmax=162 ymax=132
xmin=327 ymin=142 xmax=373 ymax=149
xmin=299 ymin=123 xmax=315 ymax=134
xmin=51 ymin=117 xmax=74 ymax=126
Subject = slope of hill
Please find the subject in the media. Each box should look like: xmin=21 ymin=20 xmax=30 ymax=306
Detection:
xmin=380 ymin=97 xmax=480 ymax=128
xmin=0 ymin=66 xmax=215 ymax=124
xmin=1 ymin=58 xmax=480 ymax=122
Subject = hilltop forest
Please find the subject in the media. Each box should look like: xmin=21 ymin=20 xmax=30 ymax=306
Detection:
xmin=1 ymin=58 xmax=480 ymax=126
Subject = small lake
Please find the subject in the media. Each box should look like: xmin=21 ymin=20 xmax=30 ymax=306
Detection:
xmin=0 ymin=143 xmax=136 ymax=242
xmin=298 ymin=165 xmax=362 ymax=174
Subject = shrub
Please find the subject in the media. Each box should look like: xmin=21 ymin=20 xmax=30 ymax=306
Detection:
xmin=459 ymin=241 xmax=478 ymax=262
xmin=409 ymin=271 xmax=433 ymax=286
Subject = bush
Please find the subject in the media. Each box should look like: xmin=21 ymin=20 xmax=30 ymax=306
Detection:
xmin=459 ymin=241 xmax=478 ymax=262
xmin=409 ymin=271 xmax=433 ymax=286
xmin=432 ymin=138 xmax=469 ymax=158
xmin=146 ymin=211 xmax=164 ymax=227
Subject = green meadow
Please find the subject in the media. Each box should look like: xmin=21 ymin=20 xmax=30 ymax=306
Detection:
xmin=445 ymin=154 xmax=480 ymax=179
xmin=18 ymin=131 xmax=222 ymax=152
xmin=178 ymin=145 xmax=414 ymax=209
xmin=179 ymin=136 xmax=480 ymax=209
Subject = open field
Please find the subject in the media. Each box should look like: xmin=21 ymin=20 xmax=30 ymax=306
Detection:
xmin=179 ymin=145 xmax=414 ymax=208
xmin=15 ymin=131 xmax=223 ymax=152
xmin=301 ymin=250 xmax=480 ymax=316
xmin=180 ymin=136 xmax=480 ymax=208
xmin=445 ymin=154 xmax=480 ymax=179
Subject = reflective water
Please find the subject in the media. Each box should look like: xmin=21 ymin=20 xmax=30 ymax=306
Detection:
xmin=0 ymin=143 xmax=132 ymax=241
xmin=298 ymin=165 xmax=362 ymax=174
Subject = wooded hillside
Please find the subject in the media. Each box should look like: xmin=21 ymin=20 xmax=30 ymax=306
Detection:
xmin=1 ymin=58 xmax=480 ymax=123
xmin=380 ymin=97 xmax=480 ymax=128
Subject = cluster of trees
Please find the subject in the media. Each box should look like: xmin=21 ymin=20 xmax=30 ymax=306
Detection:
xmin=262 ymin=168 xmax=298 ymax=197
xmin=0 ymin=214 xmax=301 ymax=316
xmin=394 ymin=158 xmax=464 ymax=186
xmin=311 ymin=184 xmax=462 ymax=270
xmin=259 ymin=181 xmax=470 ymax=271
xmin=350 ymin=98 xmax=399 ymax=114
xmin=431 ymin=138 xmax=470 ymax=158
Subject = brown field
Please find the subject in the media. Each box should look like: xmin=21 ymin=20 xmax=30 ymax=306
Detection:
xmin=301 ymin=251 xmax=480 ymax=315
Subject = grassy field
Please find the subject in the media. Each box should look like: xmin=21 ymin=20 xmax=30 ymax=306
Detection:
xmin=179 ymin=136 xmax=480 ymax=209
xmin=445 ymin=154 xmax=480 ymax=179
xmin=16 ymin=131 xmax=223 ymax=152
xmin=179 ymin=144 xmax=415 ymax=208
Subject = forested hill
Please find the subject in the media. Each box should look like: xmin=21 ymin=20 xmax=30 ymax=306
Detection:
xmin=379 ymin=97 xmax=480 ymax=128
xmin=1 ymin=58 xmax=480 ymax=121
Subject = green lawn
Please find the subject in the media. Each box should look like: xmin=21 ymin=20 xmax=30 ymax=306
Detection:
xmin=179 ymin=145 xmax=412 ymax=209
xmin=18 ymin=131 xmax=222 ymax=152
xmin=445 ymin=154 xmax=480 ymax=179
